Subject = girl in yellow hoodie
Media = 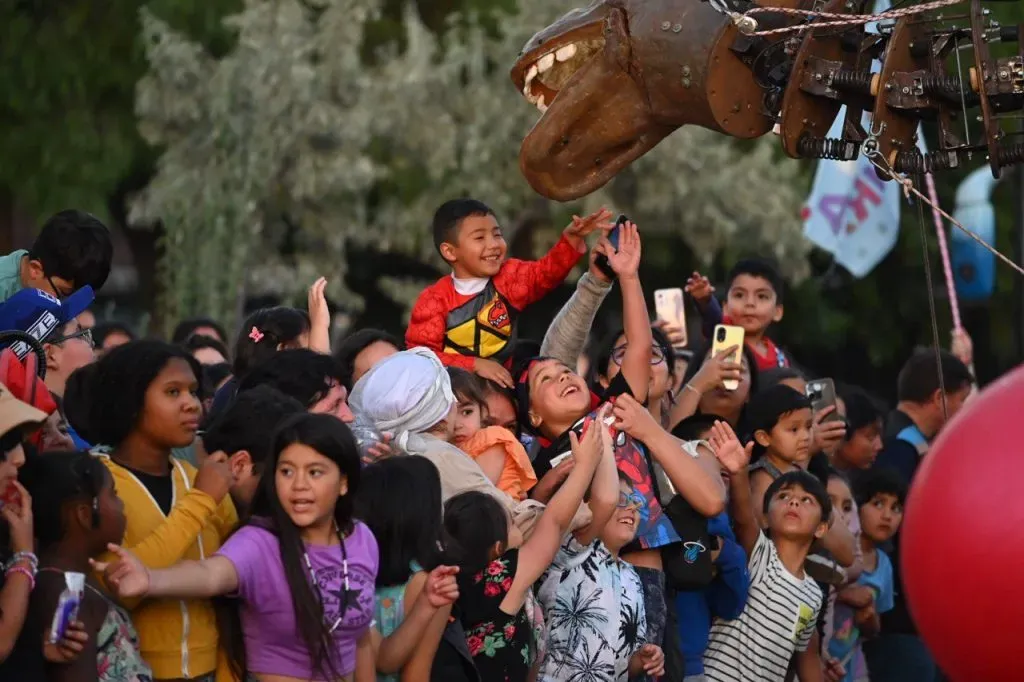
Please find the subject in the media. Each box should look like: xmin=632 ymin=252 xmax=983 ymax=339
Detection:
xmin=86 ymin=341 xmax=237 ymax=681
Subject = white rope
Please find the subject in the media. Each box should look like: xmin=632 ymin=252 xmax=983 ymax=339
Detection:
xmin=738 ymin=0 xmax=964 ymax=37
xmin=865 ymin=155 xmax=1024 ymax=277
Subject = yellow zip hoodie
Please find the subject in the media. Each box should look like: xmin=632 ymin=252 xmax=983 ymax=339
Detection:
xmin=95 ymin=455 xmax=238 ymax=680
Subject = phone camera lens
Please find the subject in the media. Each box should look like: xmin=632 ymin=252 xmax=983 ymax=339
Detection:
xmin=716 ymin=328 xmax=726 ymax=342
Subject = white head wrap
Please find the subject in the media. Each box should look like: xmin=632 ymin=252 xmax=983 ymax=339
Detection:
xmin=348 ymin=347 xmax=456 ymax=451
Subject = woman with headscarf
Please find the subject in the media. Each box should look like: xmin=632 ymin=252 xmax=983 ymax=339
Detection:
xmin=348 ymin=348 xmax=573 ymax=538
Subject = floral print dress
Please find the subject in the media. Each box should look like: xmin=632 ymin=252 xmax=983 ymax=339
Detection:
xmin=90 ymin=585 xmax=153 ymax=682
xmin=457 ymin=550 xmax=540 ymax=682
xmin=535 ymin=537 xmax=647 ymax=682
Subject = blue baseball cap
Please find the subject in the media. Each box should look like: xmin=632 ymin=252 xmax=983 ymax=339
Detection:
xmin=0 ymin=286 xmax=95 ymax=359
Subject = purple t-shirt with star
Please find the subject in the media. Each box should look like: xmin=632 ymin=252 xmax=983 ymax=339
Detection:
xmin=217 ymin=521 xmax=378 ymax=679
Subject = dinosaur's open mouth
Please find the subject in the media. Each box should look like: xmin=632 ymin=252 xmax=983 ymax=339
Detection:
xmin=515 ymin=33 xmax=606 ymax=114
xmin=511 ymin=8 xmax=669 ymax=201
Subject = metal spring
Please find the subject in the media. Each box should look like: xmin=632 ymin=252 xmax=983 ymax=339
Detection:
xmin=892 ymin=149 xmax=959 ymax=174
xmin=796 ymin=135 xmax=861 ymax=161
xmin=996 ymin=143 xmax=1024 ymax=168
xmin=831 ymin=69 xmax=874 ymax=95
xmin=920 ymin=73 xmax=979 ymax=105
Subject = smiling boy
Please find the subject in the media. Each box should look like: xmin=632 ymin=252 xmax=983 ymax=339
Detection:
xmin=406 ymin=199 xmax=611 ymax=387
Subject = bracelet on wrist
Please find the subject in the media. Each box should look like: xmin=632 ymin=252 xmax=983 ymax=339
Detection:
xmin=682 ymin=383 xmax=701 ymax=397
xmin=4 ymin=551 xmax=38 ymax=572
xmin=5 ymin=565 xmax=35 ymax=590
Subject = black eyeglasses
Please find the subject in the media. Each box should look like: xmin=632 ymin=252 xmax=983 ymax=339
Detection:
xmin=50 ymin=327 xmax=93 ymax=348
xmin=611 ymin=345 xmax=666 ymax=366
xmin=46 ymin=276 xmax=72 ymax=301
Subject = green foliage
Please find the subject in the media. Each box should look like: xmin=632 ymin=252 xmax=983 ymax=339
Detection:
xmin=0 ymin=0 xmax=240 ymax=223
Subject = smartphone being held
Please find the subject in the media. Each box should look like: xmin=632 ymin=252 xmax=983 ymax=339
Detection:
xmin=806 ymin=379 xmax=842 ymax=422
xmin=594 ymin=214 xmax=628 ymax=281
xmin=711 ymin=324 xmax=745 ymax=391
xmin=655 ymin=288 xmax=688 ymax=348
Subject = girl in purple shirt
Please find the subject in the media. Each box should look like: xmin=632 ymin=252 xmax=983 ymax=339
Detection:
xmin=93 ymin=413 xmax=378 ymax=682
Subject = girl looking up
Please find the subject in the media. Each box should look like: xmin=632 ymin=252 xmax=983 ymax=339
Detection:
xmin=95 ymin=413 xmax=378 ymax=682
xmin=21 ymin=451 xmax=152 ymax=682
xmin=443 ymin=409 xmax=615 ymax=682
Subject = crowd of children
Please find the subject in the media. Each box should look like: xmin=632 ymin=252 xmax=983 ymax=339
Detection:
xmin=0 ymin=203 xmax=982 ymax=682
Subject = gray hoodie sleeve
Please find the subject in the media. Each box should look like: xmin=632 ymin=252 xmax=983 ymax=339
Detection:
xmin=540 ymin=272 xmax=614 ymax=367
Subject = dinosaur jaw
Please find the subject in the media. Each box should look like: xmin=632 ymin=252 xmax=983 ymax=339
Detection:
xmin=511 ymin=9 xmax=667 ymax=201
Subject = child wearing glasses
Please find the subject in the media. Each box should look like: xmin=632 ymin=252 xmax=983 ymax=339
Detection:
xmin=535 ymin=460 xmax=665 ymax=682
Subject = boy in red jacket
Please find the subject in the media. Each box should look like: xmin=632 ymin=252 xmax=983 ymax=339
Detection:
xmin=406 ymin=199 xmax=610 ymax=387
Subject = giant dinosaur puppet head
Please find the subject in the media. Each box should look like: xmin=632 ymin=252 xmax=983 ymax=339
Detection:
xmin=511 ymin=0 xmax=777 ymax=201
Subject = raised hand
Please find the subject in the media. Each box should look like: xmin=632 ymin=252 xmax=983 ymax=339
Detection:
xmin=570 ymin=407 xmax=607 ymax=467
xmin=707 ymin=420 xmax=752 ymax=475
xmin=307 ymin=277 xmax=330 ymax=331
xmin=89 ymin=544 xmax=151 ymax=599
xmin=811 ymin=407 xmax=847 ymax=455
xmin=1 ymin=481 xmax=33 ymax=554
xmin=194 ymin=451 xmax=234 ymax=503
xmin=563 ymin=208 xmax=614 ymax=250
xmin=473 ymin=357 xmax=514 ymax=389
xmin=597 ymin=221 xmax=642 ymax=279
xmin=688 ymin=346 xmax=743 ymax=394
xmin=422 ymin=565 xmax=460 ymax=609
xmin=684 ymin=271 xmax=715 ymax=304
xmin=652 ymin=319 xmax=685 ymax=347
xmin=611 ymin=394 xmax=659 ymax=443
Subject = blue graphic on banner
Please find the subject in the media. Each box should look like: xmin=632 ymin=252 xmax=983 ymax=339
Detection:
xmin=951 ymin=167 xmax=1000 ymax=300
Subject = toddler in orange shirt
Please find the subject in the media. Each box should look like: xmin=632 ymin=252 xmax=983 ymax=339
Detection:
xmin=447 ymin=368 xmax=537 ymax=501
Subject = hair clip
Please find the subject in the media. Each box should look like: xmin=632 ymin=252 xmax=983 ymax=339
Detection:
xmin=249 ymin=326 xmax=264 ymax=343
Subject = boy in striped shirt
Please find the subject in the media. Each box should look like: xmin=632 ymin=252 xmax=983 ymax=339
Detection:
xmin=704 ymin=421 xmax=833 ymax=682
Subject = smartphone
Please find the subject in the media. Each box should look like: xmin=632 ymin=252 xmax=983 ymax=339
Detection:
xmin=806 ymin=379 xmax=842 ymax=422
xmin=549 ymin=451 xmax=573 ymax=468
xmin=711 ymin=324 xmax=745 ymax=391
xmin=655 ymin=288 xmax=688 ymax=348
xmin=594 ymin=214 xmax=627 ymax=280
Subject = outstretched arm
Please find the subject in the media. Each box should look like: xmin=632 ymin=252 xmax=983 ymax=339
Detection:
xmin=707 ymin=422 xmax=759 ymax=556
xmin=92 ymin=545 xmax=238 ymax=601
xmin=540 ymin=271 xmax=613 ymax=368
xmin=613 ymin=395 xmax=726 ymax=517
xmin=599 ymin=223 xmax=651 ymax=401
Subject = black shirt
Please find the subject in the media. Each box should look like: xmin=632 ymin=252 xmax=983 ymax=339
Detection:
xmin=122 ymin=464 xmax=174 ymax=515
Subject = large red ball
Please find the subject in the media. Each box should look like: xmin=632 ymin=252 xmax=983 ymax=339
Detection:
xmin=902 ymin=364 xmax=1024 ymax=681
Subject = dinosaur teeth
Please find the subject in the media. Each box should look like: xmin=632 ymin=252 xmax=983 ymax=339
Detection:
xmin=536 ymin=94 xmax=548 ymax=113
xmin=538 ymin=53 xmax=555 ymax=72
xmin=555 ymin=44 xmax=577 ymax=62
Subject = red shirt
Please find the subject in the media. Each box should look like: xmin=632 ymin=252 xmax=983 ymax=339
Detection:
xmin=406 ymin=236 xmax=582 ymax=369
xmin=721 ymin=313 xmax=791 ymax=371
